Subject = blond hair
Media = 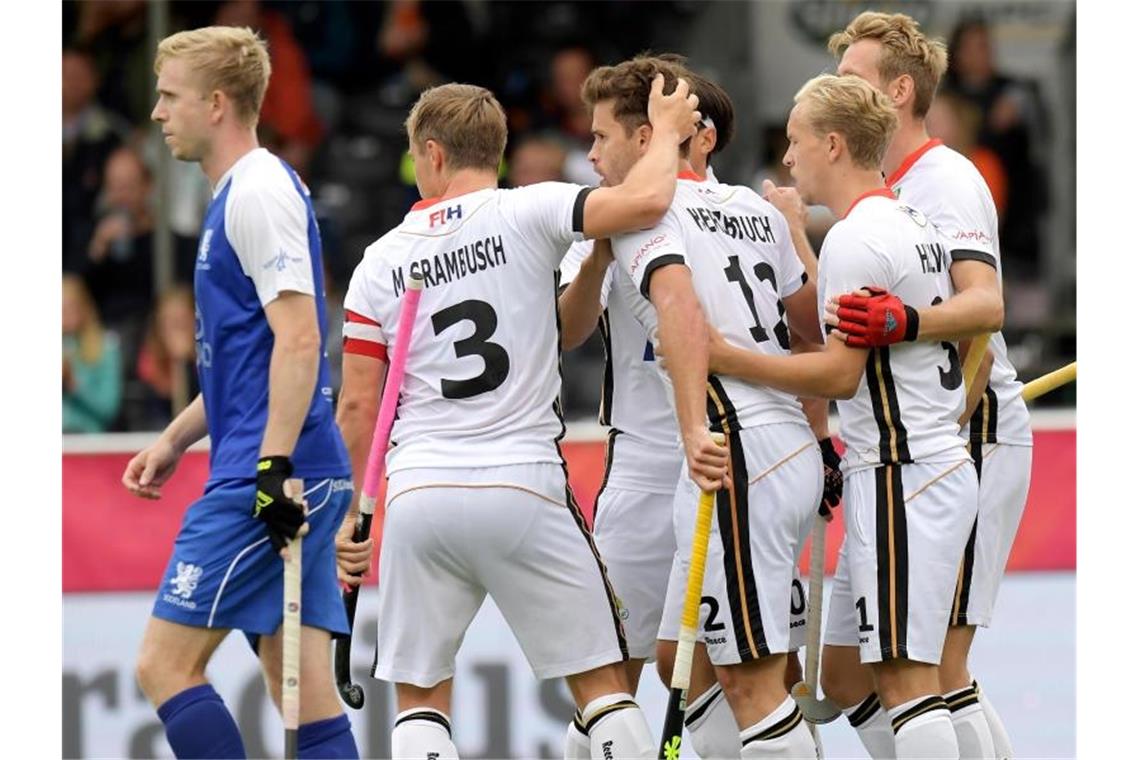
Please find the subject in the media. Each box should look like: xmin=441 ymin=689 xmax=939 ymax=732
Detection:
xmin=405 ymin=84 xmax=507 ymax=172
xmin=794 ymin=74 xmax=898 ymax=170
xmin=828 ymin=11 xmax=947 ymax=118
xmin=154 ymin=26 xmax=271 ymax=127
xmin=62 ymin=274 xmax=106 ymax=365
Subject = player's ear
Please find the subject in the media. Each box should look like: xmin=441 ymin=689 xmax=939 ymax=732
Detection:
xmin=208 ymin=89 xmax=225 ymax=125
xmin=826 ymin=132 xmax=842 ymax=163
xmin=890 ymin=74 xmax=914 ymax=110
xmin=426 ymin=139 xmax=445 ymax=173
xmin=636 ymin=123 xmax=653 ymax=150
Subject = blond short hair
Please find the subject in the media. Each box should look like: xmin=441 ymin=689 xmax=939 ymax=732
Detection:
xmin=828 ymin=11 xmax=947 ymax=118
xmin=154 ymin=26 xmax=271 ymax=127
xmin=794 ymin=74 xmax=898 ymax=170
xmin=405 ymin=84 xmax=507 ymax=172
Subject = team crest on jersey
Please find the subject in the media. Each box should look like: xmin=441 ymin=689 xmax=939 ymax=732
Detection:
xmin=897 ymin=203 xmax=928 ymax=227
xmin=265 ymin=248 xmax=305 ymax=272
xmin=169 ymin=562 xmax=203 ymax=600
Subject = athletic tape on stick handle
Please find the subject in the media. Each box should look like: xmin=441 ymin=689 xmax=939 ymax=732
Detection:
xmin=961 ymin=332 xmax=992 ymax=390
xmin=335 ymin=274 xmax=423 ymax=709
xmin=659 ymin=432 xmax=724 ymax=760
xmin=282 ymin=478 xmax=304 ymax=759
xmin=1021 ymin=361 xmax=1076 ymax=402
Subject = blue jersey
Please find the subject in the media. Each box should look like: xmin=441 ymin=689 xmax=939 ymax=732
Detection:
xmin=194 ymin=148 xmax=349 ymax=480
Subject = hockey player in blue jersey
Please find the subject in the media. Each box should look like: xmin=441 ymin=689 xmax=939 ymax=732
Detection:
xmin=121 ymin=26 xmax=357 ymax=759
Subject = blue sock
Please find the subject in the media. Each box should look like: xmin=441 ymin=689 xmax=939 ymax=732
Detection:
xmin=156 ymin=683 xmax=246 ymax=759
xmin=299 ymin=713 xmax=359 ymax=759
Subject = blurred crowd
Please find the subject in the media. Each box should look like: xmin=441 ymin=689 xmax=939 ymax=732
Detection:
xmin=62 ymin=0 xmax=1064 ymax=433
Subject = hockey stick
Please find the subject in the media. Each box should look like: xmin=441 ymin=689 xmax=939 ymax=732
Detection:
xmin=282 ymin=478 xmax=305 ymax=759
xmin=791 ymin=514 xmax=841 ymax=728
xmin=659 ymin=432 xmax=725 ymax=760
xmin=1021 ymin=361 xmax=1076 ymax=402
xmin=334 ymin=274 xmax=424 ymax=709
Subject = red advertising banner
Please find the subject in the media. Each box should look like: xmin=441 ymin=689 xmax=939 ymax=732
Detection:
xmin=63 ymin=430 xmax=1074 ymax=592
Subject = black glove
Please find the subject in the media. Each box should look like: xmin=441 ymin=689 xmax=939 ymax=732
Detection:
xmin=819 ymin=438 xmax=843 ymax=521
xmin=253 ymin=456 xmax=306 ymax=552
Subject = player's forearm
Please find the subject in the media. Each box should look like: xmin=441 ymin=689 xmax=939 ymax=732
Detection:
xmin=790 ymin=228 xmax=818 ymax=283
xmin=915 ymin=287 xmax=1003 ymax=342
xmin=558 ymin=255 xmax=608 ymax=350
xmin=586 ymin=126 xmax=684 ymax=236
xmin=158 ymin=394 xmax=208 ymax=453
xmin=790 ymin=337 xmax=829 ymax=438
xmin=717 ymin=346 xmax=860 ymax=400
xmin=260 ymin=335 xmax=321 ymax=459
xmin=652 ymin=281 xmax=710 ymax=441
xmin=335 ymin=395 xmax=380 ymax=521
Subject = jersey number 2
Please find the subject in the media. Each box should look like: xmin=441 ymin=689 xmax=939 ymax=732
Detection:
xmin=431 ymin=300 xmax=510 ymax=399
xmin=724 ymin=255 xmax=791 ymax=350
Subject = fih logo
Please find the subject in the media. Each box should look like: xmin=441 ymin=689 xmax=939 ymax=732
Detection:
xmin=170 ymin=562 xmax=203 ymax=600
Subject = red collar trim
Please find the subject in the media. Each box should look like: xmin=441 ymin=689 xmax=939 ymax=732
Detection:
xmin=410 ymin=196 xmax=442 ymax=211
xmin=884 ymin=138 xmax=942 ymax=187
xmin=677 ymin=170 xmax=702 ymax=181
xmin=842 ymin=187 xmax=895 ymax=219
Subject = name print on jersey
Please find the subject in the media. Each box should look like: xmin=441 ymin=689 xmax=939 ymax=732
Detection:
xmin=392 ymin=235 xmax=507 ymax=297
xmin=684 ymin=207 xmax=776 ymax=243
xmin=916 ymin=242 xmax=948 ymax=274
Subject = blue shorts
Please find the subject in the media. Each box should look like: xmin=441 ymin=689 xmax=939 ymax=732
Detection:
xmin=152 ymin=476 xmax=353 ymax=644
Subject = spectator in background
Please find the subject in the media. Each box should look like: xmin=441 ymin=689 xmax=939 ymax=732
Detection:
xmin=85 ymin=147 xmax=155 ymax=335
xmin=68 ymin=0 xmax=151 ymax=124
xmin=538 ymin=44 xmax=598 ymax=185
xmin=926 ymin=91 xmax=1009 ymax=220
xmin=944 ymin=16 xmax=1049 ymax=280
xmin=63 ymin=274 xmax=123 ymax=433
xmin=63 ymin=47 xmax=129 ymax=272
xmin=377 ymin=0 xmax=484 ymax=98
xmin=215 ymin=0 xmax=325 ymax=178
xmin=507 ymin=136 xmax=567 ymax=187
xmin=128 ymin=286 xmax=199 ymax=431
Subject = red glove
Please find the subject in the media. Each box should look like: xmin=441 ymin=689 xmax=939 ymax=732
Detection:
xmin=832 ymin=286 xmax=919 ymax=348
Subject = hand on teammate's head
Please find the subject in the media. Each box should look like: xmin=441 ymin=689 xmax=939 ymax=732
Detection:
xmin=647 ymin=73 xmax=701 ymax=141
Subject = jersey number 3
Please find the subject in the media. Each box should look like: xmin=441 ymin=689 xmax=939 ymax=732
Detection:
xmin=431 ymin=299 xmax=510 ymax=399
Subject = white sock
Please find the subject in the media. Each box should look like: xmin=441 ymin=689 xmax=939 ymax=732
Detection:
xmin=945 ymin=684 xmax=995 ymax=759
xmin=888 ymin=695 xmax=957 ymax=759
xmin=975 ymin=681 xmax=1014 ymax=759
xmin=739 ymin=695 xmax=816 ymax=759
xmin=583 ymin=692 xmax=655 ymax=760
xmin=565 ymin=710 xmax=592 ymax=760
xmin=391 ymin=707 xmax=459 ymax=760
xmin=685 ymin=685 xmax=741 ymax=759
xmin=842 ymin=693 xmax=896 ymax=759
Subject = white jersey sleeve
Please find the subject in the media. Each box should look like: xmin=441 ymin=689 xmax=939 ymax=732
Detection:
xmin=225 ymin=168 xmax=316 ymax=306
xmin=559 ymin=240 xmax=612 ymax=308
xmin=342 ymin=247 xmax=392 ymax=361
xmin=932 ymin=178 xmax=999 ymax=268
xmin=501 ymin=182 xmax=592 ymax=266
xmin=611 ymin=208 xmax=688 ymax=299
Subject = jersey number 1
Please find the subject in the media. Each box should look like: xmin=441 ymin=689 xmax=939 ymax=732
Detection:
xmin=431 ymin=299 xmax=510 ymax=399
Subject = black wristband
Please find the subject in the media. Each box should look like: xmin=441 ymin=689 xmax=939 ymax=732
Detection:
xmin=257 ymin=455 xmax=293 ymax=478
xmin=903 ymin=305 xmax=920 ymax=342
xmin=819 ymin=437 xmax=837 ymax=457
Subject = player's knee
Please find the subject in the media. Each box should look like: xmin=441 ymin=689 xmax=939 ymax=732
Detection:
xmin=135 ymin=643 xmax=189 ymax=705
xmin=820 ymin=648 xmax=869 ymax=708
